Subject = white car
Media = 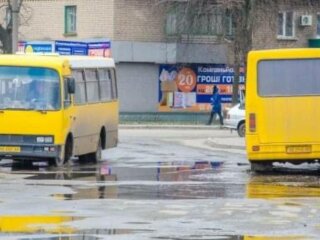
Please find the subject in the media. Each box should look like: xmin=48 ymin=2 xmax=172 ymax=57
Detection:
xmin=224 ymin=103 xmax=245 ymax=137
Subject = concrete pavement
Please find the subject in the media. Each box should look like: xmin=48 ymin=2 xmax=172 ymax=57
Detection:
xmin=120 ymin=124 xmax=246 ymax=151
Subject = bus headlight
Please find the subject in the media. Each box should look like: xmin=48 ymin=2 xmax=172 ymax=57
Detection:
xmin=44 ymin=137 xmax=53 ymax=143
xmin=36 ymin=136 xmax=53 ymax=144
xmin=36 ymin=137 xmax=45 ymax=143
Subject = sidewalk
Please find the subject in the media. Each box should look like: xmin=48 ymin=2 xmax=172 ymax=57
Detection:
xmin=206 ymin=136 xmax=245 ymax=150
xmin=120 ymin=124 xmax=246 ymax=150
xmin=120 ymin=124 xmax=221 ymax=130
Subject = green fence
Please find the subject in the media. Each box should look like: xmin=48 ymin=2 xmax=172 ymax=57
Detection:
xmin=120 ymin=112 xmax=211 ymax=125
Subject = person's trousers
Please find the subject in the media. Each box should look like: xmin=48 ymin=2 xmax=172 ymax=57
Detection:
xmin=207 ymin=110 xmax=224 ymax=125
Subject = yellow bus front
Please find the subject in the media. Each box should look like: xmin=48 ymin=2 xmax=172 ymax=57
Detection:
xmin=246 ymin=49 xmax=320 ymax=164
xmin=0 ymin=55 xmax=71 ymax=163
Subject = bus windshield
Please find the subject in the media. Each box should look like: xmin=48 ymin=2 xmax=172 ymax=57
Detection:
xmin=0 ymin=66 xmax=60 ymax=110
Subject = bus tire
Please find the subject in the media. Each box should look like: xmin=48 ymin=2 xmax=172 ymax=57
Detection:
xmin=237 ymin=121 xmax=245 ymax=137
xmin=78 ymin=136 xmax=103 ymax=163
xmin=91 ymin=137 xmax=102 ymax=162
xmin=53 ymin=136 xmax=73 ymax=167
xmin=250 ymin=161 xmax=273 ymax=173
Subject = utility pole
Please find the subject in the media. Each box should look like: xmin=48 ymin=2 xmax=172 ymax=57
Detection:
xmin=11 ymin=0 xmax=19 ymax=53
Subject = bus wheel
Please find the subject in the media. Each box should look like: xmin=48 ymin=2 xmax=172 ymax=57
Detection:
xmin=250 ymin=162 xmax=273 ymax=173
xmin=92 ymin=137 xmax=102 ymax=162
xmin=78 ymin=137 xmax=102 ymax=163
xmin=53 ymin=137 xmax=73 ymax=167
xmin=237 ymin=122 xmax=245 ymax=137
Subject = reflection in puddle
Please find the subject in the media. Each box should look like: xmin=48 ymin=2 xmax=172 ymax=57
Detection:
xmin=247 ymin=175 xmax=320 ymax=198
xmin=0 ymin=215 xmax=75 ymax=234
xmin=0 ymin=215 xmax=154 ymax=237
xmin=0 ymin=160 xmax=225 ymax=200
xmin=244 ymin=236 xmax=309 ymax=240
xmin=154 ymin=235 xmax=309 ymax=240
xmin=157 ymin=161 xmax=223 ymax=181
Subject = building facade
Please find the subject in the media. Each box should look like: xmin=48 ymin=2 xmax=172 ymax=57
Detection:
xmin=1 ymin=0 xmax=319 ymax=113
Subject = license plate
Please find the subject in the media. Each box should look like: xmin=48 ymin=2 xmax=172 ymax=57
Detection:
xmin=0 ymin=146 xmax=21 ymax=153
xmin=286 ymin=145 xmax=311 ymax=154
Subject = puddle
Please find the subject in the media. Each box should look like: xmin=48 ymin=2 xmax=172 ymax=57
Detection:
xmin=154 ymin=235 xmax=310 ymax=240
xmin=0 ymin=215 xmax=76 ymax=234
xmin=4 ymin=228 xmax=154 ymax=240
xmin=0 ymin=160 xmax=222 ymax=180
xmin=244 ymin=237 xmax=310 ymax=240
xmin=247 ymin=175 xmax=320 ymax=198
xmin=0 ymin=215 xmax=154 ymax=238
xmin=2 ymin=160 xmax=226 ymax=201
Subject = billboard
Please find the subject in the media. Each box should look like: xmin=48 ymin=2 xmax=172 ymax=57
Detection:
xmin=159 ymin=64 xmax=245 ymax=112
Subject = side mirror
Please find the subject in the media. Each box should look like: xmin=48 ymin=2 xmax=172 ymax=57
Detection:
xmin=66 ymin=77 xmax=75 ymax=94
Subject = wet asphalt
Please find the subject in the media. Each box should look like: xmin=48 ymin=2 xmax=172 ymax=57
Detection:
xmin=0 ymin=128 xmax=319 ymax=240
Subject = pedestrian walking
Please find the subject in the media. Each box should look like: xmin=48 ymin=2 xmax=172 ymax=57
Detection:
xmin=207 ymin=85 xmax=224 ymax=126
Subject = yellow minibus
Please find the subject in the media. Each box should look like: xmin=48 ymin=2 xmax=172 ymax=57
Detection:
xmin=0 ymin=54 xmax=118 ymax=166
xmin=246 ymin=49 xmax=320 ymax=171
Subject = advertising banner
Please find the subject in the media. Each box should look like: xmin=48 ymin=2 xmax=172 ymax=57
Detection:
xmin=18 ymin=40 xmax=111 ymax=57
xmin=55 ymin=41 xmax=88 ymax=55
xmin=159 ymin=64 xmax=245 ymax=112
xmin=88 ymin=41 xmax=112 ymax=57
xmin=18 ymin=41 xmax=54 ymax=53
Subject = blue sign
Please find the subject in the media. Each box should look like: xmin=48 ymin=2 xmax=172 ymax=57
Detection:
xmin=19 ymin=40 xmax=111 ymax=57
xmin=55 ymin=41 xmax=88 ymax=55
xmin=24 ymin=44 xmax=53 ymax=53
xmin=87 ymin=42 xmax=111 ymax=49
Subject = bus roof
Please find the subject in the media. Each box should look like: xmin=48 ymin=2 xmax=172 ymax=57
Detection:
xmin=248 ymin=48 xmax=320 ymax=59
xmin=0 ymin=54 xmax=66 ymax=68
xmin=63 ymin=56 xmax=115 ymax=69
xmin=0 ymin=54 xmax=115 ymax=69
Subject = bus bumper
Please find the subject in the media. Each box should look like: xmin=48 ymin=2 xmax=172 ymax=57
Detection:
xmin=247 ymin=143 xmax=320 ymax=163
xmin=0 ymin=144 xmax=62 ymax=161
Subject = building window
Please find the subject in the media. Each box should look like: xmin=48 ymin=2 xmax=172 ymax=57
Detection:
xmin=225 ymin=10 xmax=234 ymax=37
xmin=189 ymin=10 xmax=223 ymax=35
xmin=278 ymin=11 xmax=294 ymax=38
xmin=65 ymin=6 xmax=77 ymax=34
xmin=165 ymin=8 xmax=230 ymax=36
xmin=166 ymin=13 xmax=177 ymax=35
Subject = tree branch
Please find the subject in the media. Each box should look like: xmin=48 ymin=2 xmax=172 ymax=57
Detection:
xmin=18 ymin=0 xmax=23 ymax=12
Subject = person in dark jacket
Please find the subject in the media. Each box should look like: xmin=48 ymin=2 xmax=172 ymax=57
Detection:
xmin=207 ymin=85 xmax=223 ymax=126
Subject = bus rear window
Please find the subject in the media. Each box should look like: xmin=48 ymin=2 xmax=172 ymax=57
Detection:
xmin=258 ymin=59 xmax=320 ymax=96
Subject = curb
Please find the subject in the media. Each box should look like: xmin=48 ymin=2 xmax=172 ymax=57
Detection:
xmin=206 ymin=138 xmax=246 ymax=150
xmin=119 ymin=124 xmax=222 ymax=130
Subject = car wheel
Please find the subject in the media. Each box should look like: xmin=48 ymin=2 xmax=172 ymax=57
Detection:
xmin=237 ymin=122 xmax=245 ymax=137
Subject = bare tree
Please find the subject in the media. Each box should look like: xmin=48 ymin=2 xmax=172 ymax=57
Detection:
xmin=157 ymin=0 xmax=320 ymax=104
xmin=155 ymin=0 xmax=253 ymax=104
xmin=0 ymin=0 xmax=30 ymax=53
xmin=219 ymin=0 xmax=253 ymax=104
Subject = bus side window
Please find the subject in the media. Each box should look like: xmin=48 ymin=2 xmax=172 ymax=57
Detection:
xmin=64 ymin=79 xmax=71 ymax=108
xmin=97 ymin=68 xmax=112 ymax=101
xmin=72 ymin=69 xmax=86 ymax=105
xmin=109 ymin=68 xmax=117 ymax=99
xmin=84 ymin=69 xmax=99 ymax=103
